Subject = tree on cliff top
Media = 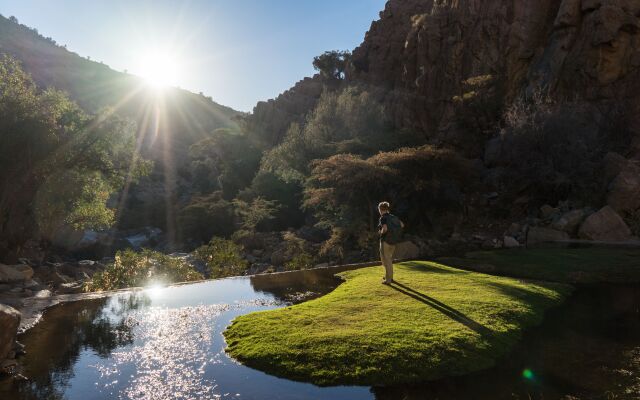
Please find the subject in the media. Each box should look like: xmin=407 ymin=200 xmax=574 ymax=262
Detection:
xmin=313 ymin=50 xmax=350 ymax=80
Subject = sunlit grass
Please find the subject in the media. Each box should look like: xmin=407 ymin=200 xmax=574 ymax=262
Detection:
xmin=224 ymin=261 xmax=571 ymax=386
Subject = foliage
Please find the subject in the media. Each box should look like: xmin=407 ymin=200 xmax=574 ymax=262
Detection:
xmin=0 ymin=55 xmax=149 ymax=254
xmin=232 ymin=197 xmax=280 ymax=234
xmin=177 ymin=192 xmax=235 ymax=245
xmin=304 ymin=145 xmax=474 ymax=251
xmin=188 ymin=128 xmax=261 ymax=199
xmin=498 ymin=91 xmax=633 ymax=206
xmin=452 ymin=74 xmax=503 ymax=155
xmin=261 ymin=86 xmax=414 ymax=181
xmin=224 ymin=260 xmax=571 ymax=385
xmin=312 ymin=50 xmax=351 ymax=80
xmin=86 ymin=249 xmax=203 ymax=291
xmin=194 ymin=237 xmax=248 ymax=278
xmin=237 ymin=171 xmax=306 ymax=231
xmin=281 ymin=231 xmax=315 ymax=271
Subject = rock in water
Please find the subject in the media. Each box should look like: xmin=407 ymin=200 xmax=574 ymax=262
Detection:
xmin=579 ymin=206 xmax=632 ymax=241
xmin=0 ymin=304 xmax=20 ymax=361
xmin=0 ymin=264 xmax=34 ymax=283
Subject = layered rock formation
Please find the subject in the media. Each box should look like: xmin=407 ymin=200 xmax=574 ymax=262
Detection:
xmin=350 ymin=0 xmax=640 ymax=145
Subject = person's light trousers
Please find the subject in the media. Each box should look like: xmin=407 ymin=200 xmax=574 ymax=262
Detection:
xmin=380 ymin=241 xmax=395 ymax=282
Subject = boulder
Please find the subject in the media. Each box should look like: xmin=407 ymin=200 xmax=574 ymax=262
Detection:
xmin=57 ymin=282 xmax=85 ymax=295
xmin=527 ymin=227 xmax=570 ymax=246
xmin=551 ymin=209 xmax=587 ymax=233
xmin=0 ymin=297 xmax=24 ymax=309
xmin=32 ymin=266 xmax=73 ymax=286
xmin=607 ymin=161 xmax=640 ymax=214
xmin=578 ymin=206 xmax=632 ymax=241
xmin=393 ymin=241 xmax=420 ymax=260
xmin=540 ymin=204 xmax=560 ymax=219
xmin=0 ymin=264 xmax=34 ymax=283
xmin=503 ymin=236 xmax=520 ymax=248
xmin=0 ymin=304 xmax=20 ymax=360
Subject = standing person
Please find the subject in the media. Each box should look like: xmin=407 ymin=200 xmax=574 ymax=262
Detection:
xmin=377 ymin=201 xmax=404 ymax=284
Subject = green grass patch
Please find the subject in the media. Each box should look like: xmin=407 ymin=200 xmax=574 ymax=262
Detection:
xmin=224 ymin=261 xmax=571 ymax=386
xmin=440 ymin=247 xmax=640 ymax=283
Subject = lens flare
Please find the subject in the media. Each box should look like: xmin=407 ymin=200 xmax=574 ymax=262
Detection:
xmin=522 ymin=368 xmax=534 ymax=380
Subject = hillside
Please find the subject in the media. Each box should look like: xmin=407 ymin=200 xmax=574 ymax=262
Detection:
xmin=0 ymin=14 xmax=242 ymax=243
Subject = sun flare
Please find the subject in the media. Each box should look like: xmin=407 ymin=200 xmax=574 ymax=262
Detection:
xmin=135 ymin=50 xmax=181 ymax=88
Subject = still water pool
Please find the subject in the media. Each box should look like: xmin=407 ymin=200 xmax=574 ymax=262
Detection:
xmin=1 ymin=264 xmax=639 ymax=399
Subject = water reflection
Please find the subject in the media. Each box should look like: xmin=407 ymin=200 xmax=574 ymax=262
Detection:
xmin=250 ymin=263 xmax=368 ymax=303
xmin=374 ymin=285 xmax=640 ymax=400
xmin=1 ymin=266 xmax=639 ymax=400
xmin=8 ymin=293 xmax=149 ymax=400
xmin=2 ymin=273 xmax=374 ymax=400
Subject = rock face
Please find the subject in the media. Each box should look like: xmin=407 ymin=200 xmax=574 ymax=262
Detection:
xmin=246 ymin=76 xmax=330 ymax=146
xmin=579 ymin=205 xmax=632 ymax=241
xmin=0 ymin=304 xmax=20 ymax=360
xmin=349 ymin=0 xmax=640 ymax=149
xmin=552 ymin=209 xmax=588 ymax=233
xmin=607 ymin=161 xmax=640 ymax=213
xmin=0 ymin=264 xmax=34 ymax=283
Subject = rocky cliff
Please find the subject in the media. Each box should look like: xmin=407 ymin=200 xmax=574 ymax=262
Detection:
xmin=350 ymin=0 xmax=640 ymax=150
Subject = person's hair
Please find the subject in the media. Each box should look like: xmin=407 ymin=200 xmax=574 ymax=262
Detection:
xmin=378 ymin=201 xmax=390 ymax=212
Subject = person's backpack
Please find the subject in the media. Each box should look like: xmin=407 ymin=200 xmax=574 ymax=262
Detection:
xmin=384 ymin=214 xmax=403 ymax=244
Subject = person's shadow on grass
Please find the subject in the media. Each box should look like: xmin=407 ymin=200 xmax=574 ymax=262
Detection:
xmin=389 ymin=281 xmax=492 ymax=337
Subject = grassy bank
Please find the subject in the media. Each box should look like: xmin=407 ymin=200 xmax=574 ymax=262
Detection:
xmin=224 ymin=261 xmax=571 ymax=386
xmin=440 ymin=247 xmax=640 ymax=283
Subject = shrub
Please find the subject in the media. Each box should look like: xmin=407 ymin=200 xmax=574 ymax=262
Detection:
xmin=194 ymin=237 xmax=248 ymax=278
xmin=282 ymin=232 xmax=315 ymax=271
xmin=499 ymin=91 xmax=633 ymax=206
xmin=86 ymin=249 xmax=203 ymax=291
xmin=177 ymin=192 xmax=235 ymax=245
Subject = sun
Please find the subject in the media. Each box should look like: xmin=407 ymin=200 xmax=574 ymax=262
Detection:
xmin=135 ymin=50 xmax=181 ymax=88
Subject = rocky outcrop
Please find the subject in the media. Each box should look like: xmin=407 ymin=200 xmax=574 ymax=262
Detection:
xmin=551 ymin=209 xmax=588 ymax=234
xmin=0 ymin=304 xmax=20 ymax=372
xmin=349 ymin=0 xmax=640 ymax=149
xmin=607 ymin=159 xmax=640 ymax=213
xmin=0 ymin=264 xmax=34 ymax=283
xmin=578 ymin=205 xmax=632 ymax=241
xmin=245 ymin=76 xmax=331 ymax=146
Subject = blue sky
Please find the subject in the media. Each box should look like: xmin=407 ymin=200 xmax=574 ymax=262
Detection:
xmin=0 ymin=0 xmax=387 ymax=111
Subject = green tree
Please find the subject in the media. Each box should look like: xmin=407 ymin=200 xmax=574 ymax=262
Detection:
xmin=232 ymin=197 xmax=280 ymax=235
xmin=177 ymin=192 xmax=235 ymax=245
xmin=304 ymin=146 xmax=474 ymax=252
xmin=188 ymin=128 xmax=261 ymax=199
xmin=0 ymin=55 xmax=149 ymax=258
xmin=87 ymin=249 xmax=203 ymax=291
xmin=313 ymin=50 xmax=351 ymax=80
